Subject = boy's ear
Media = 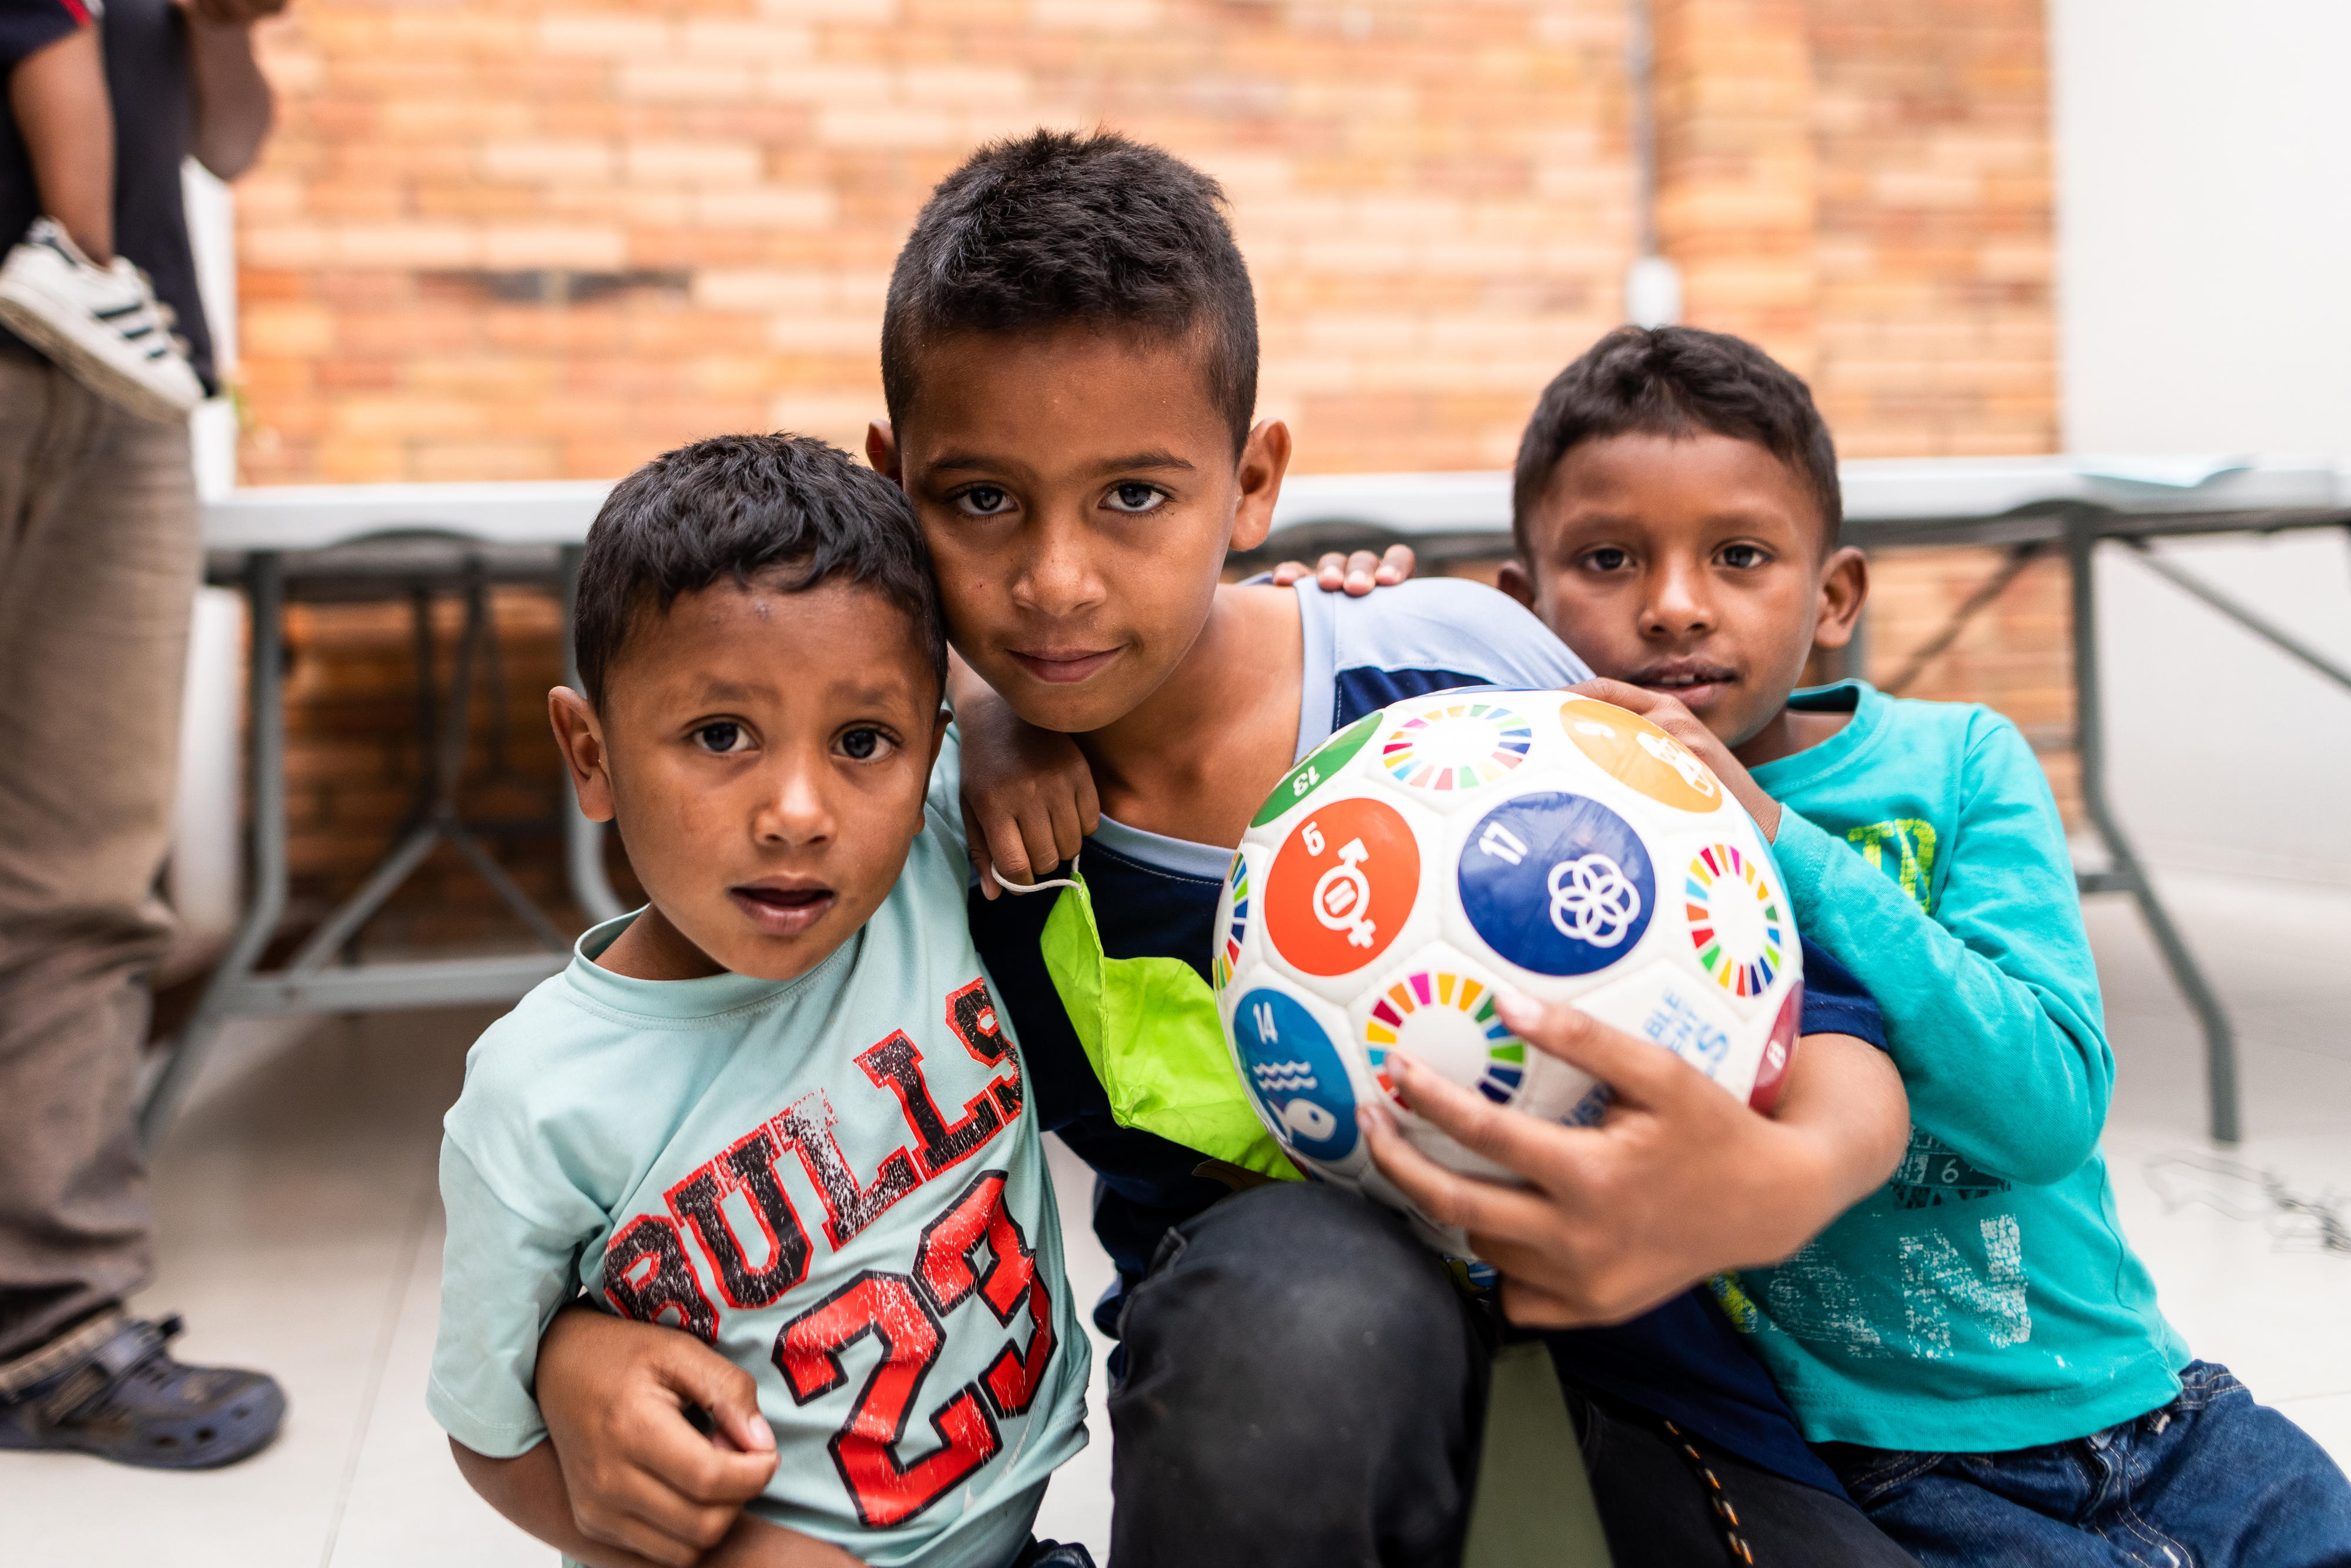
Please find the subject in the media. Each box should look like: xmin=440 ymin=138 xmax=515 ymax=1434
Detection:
xmin=548 ymin=686 xmax=617 ymax=823
xmin=1496 ymin=558 xmax=1538 ymax=611
xmin=929 ymin=705 xmax=950 ymax=769
xmin=1810 ymin=546 xmax=1870 ymax=652
xmin=1226 ymin=418 xmax=1293 ymax=554
xmin=866 ymin=421 xmax=902 ymax=485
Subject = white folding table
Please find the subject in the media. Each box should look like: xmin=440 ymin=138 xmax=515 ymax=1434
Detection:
xmin=148 ymin=461 xmax=2351 ymax=1145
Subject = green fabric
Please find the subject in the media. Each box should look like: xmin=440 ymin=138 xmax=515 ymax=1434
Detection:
xmin=1461 ymin=1343 xmax=1614 ymax=1568
xmin=1039 ymin=873 xmax=1302 ymax=1182
xmin=1725 ymin=681 xmax=2186 ymax=1451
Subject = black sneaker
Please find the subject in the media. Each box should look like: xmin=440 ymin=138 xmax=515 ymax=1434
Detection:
xmin=0 ymin=1309 xmax=285 ymax=1469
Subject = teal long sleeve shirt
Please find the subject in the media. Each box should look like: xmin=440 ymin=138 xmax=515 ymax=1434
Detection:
xmin=1720 ymin=682 xmax=2186 ymax=1451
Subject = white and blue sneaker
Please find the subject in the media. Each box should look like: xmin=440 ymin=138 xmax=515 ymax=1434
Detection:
xmin=0 ymin=217 xmax=203 ymax=422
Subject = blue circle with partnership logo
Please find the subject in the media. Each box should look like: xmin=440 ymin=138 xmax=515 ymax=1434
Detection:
xmin=1230 ymin=987 xmax=1359 ymax=1164
xmin=1459 ymin=791 xmax=1656 ymax=976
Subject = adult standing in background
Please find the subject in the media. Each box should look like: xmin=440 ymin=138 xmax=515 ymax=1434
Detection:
xmin=0 ymin=0 xmax=290 ymax=1468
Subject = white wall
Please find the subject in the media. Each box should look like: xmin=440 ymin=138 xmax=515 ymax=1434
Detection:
xmin=182 ymin=160 xmax=239 ymax=500
xmin=2052 ymin=0 xmax=2351 ymax=886
xmin=166 ymin=163 xmax=245 ymax=952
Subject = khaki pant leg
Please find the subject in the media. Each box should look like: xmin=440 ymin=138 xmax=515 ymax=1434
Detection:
xmin=0 ymin=353 xmax=199 ymax=1359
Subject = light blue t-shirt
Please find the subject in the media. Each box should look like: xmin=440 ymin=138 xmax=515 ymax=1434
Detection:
xmin=428 ymin=749 xmax=1089 ymax=1568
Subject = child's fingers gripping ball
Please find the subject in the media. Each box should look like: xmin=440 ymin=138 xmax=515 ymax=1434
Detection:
xmin=1212 ymin=689 xmax=1804 ymax=1260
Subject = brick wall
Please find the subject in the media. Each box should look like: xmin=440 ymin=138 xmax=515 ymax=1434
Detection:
xmin=226 ymin=0 xmax=2065 ymax=946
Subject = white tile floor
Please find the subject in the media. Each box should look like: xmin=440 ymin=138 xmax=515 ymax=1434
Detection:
xmin=5 ymin=867 xmax=2347 ymax=1565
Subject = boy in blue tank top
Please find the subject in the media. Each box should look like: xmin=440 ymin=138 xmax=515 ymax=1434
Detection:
xmin=428 ymin=435 xmax=1092 ymax=1568
xmin=1486 ymin=322 xmax=2351 ymax=1566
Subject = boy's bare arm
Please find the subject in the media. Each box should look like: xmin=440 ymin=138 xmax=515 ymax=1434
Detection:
xmin=949 ymin=658 xmax=1096 ymax=898
xmin=453 ymin=1439 xmax=859 ymax=1568
xmin=9 ymin=25 xmax=113 ymax=262
xmin=1363 ymin=994 xmax=1908 ymax=1329
xmin=530 ymin=1308 xmax=782 ymax=1565
xmin=176 ymin=0 xmax=286 ymax=180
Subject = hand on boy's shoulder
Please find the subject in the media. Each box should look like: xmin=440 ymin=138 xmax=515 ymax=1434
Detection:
xmin=1267 ymin=543 xmax=1417 ymax=596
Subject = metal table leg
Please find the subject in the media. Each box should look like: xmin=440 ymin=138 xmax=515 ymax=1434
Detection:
xmin=560 ymin=544 xmax=625 ymax=926
xmin=140 ymin=552 xmax=290 ymax=1148
xmin=2066 ymin=514 xmax=2242 ymax=1145
xmin=280 ymin=562 xmax=567 ymax=971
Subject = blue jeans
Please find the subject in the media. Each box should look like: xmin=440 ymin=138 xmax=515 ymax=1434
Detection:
xmin=1823 ymin=1362 xmax=2351 ymax=1567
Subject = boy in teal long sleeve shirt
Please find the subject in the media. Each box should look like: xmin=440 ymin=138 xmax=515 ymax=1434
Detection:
xmin=1736 ymin=682 xmax=2180 ymax=1440
xmin=1495 ymin=323 xmax=2351 ymax=1566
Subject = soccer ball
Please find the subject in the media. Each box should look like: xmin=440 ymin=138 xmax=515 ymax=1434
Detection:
xmin=1211 ymin=690 xmax=1803 ymax=1255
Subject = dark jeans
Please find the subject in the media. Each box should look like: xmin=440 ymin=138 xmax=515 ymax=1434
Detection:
xmin=1110 ymin=1181 xmax=1918 ymax=1567
xmin=1823 ymin=1361 xmax=2351 ymax=1567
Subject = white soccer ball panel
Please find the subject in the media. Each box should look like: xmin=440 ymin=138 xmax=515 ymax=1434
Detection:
xmin=1570 ymin=960 xmax=1766 ymax=1103
xmin=1342 ymin=943 xmax=1531 ymax=1185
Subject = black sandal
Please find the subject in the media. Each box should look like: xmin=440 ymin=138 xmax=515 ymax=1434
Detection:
xmin=0 ymin=1309 xmax=286 ymax=1469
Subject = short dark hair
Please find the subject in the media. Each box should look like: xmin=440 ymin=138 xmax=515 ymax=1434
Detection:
xmin=574 ymin=433 xmax=946 ymax=708
xmin=1511 ymin=325 xmax=1842 ymax=558
xmin=880 ymin=128 xmax=1259 ymax=455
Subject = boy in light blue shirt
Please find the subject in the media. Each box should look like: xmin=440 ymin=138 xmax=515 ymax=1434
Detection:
xmin=427 ymin=434 xmax=1090 ymax=1568
xmin=1495 ymin=322 xmax=2351 ymax=1566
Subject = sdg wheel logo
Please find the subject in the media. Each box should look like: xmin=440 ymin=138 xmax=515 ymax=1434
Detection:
xmin=1379 ymin=700 xmax=1534 ymax=793
xmin=1264 ymin=796 xmax=1419 ymax=977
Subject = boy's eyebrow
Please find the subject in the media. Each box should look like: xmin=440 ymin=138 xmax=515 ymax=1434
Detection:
xmin=1091 ymin=449 xmax=1196 ymax=474
xmin=690 ymin=676 xmax=916 ymax=708
xmin=926 ymin=448 xmax=1197 ymax=476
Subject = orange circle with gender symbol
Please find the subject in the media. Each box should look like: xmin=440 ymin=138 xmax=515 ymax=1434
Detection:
xmin=1556 ymin=696 xmax=1726 ymax=813
xmin=1264 ymin=795 xmax=1421 ymax=977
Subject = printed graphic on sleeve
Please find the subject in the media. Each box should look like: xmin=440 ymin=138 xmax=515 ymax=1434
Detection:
xmin=1213 ymin=856 xmax=1250 ymax=991
xmin=1264 ymin=796 xmax=1419 ymax=976
xmin=1557 ymin=695 xmax=1723 ymax=812
xmin=1232 ymin=987 xmax=1359 ymax=1162
xmin=1252 ymin=711 xmax=1381 ymax=826
xmin=1459 ymin=792 xmax=1655 ymax=976
xmin=1361 ymin=969 xmax=1526 ymax=1107
xmin=1379 ymin=699 xmax=1533 ymax=793
xmin=1684 ymin=842 xmax=1786 ymax=1000
xmin=1847 ymin=818 xmax=1938 ymax=914
xmin=1887 ymin=1128 xmax=2012 ymax=1209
